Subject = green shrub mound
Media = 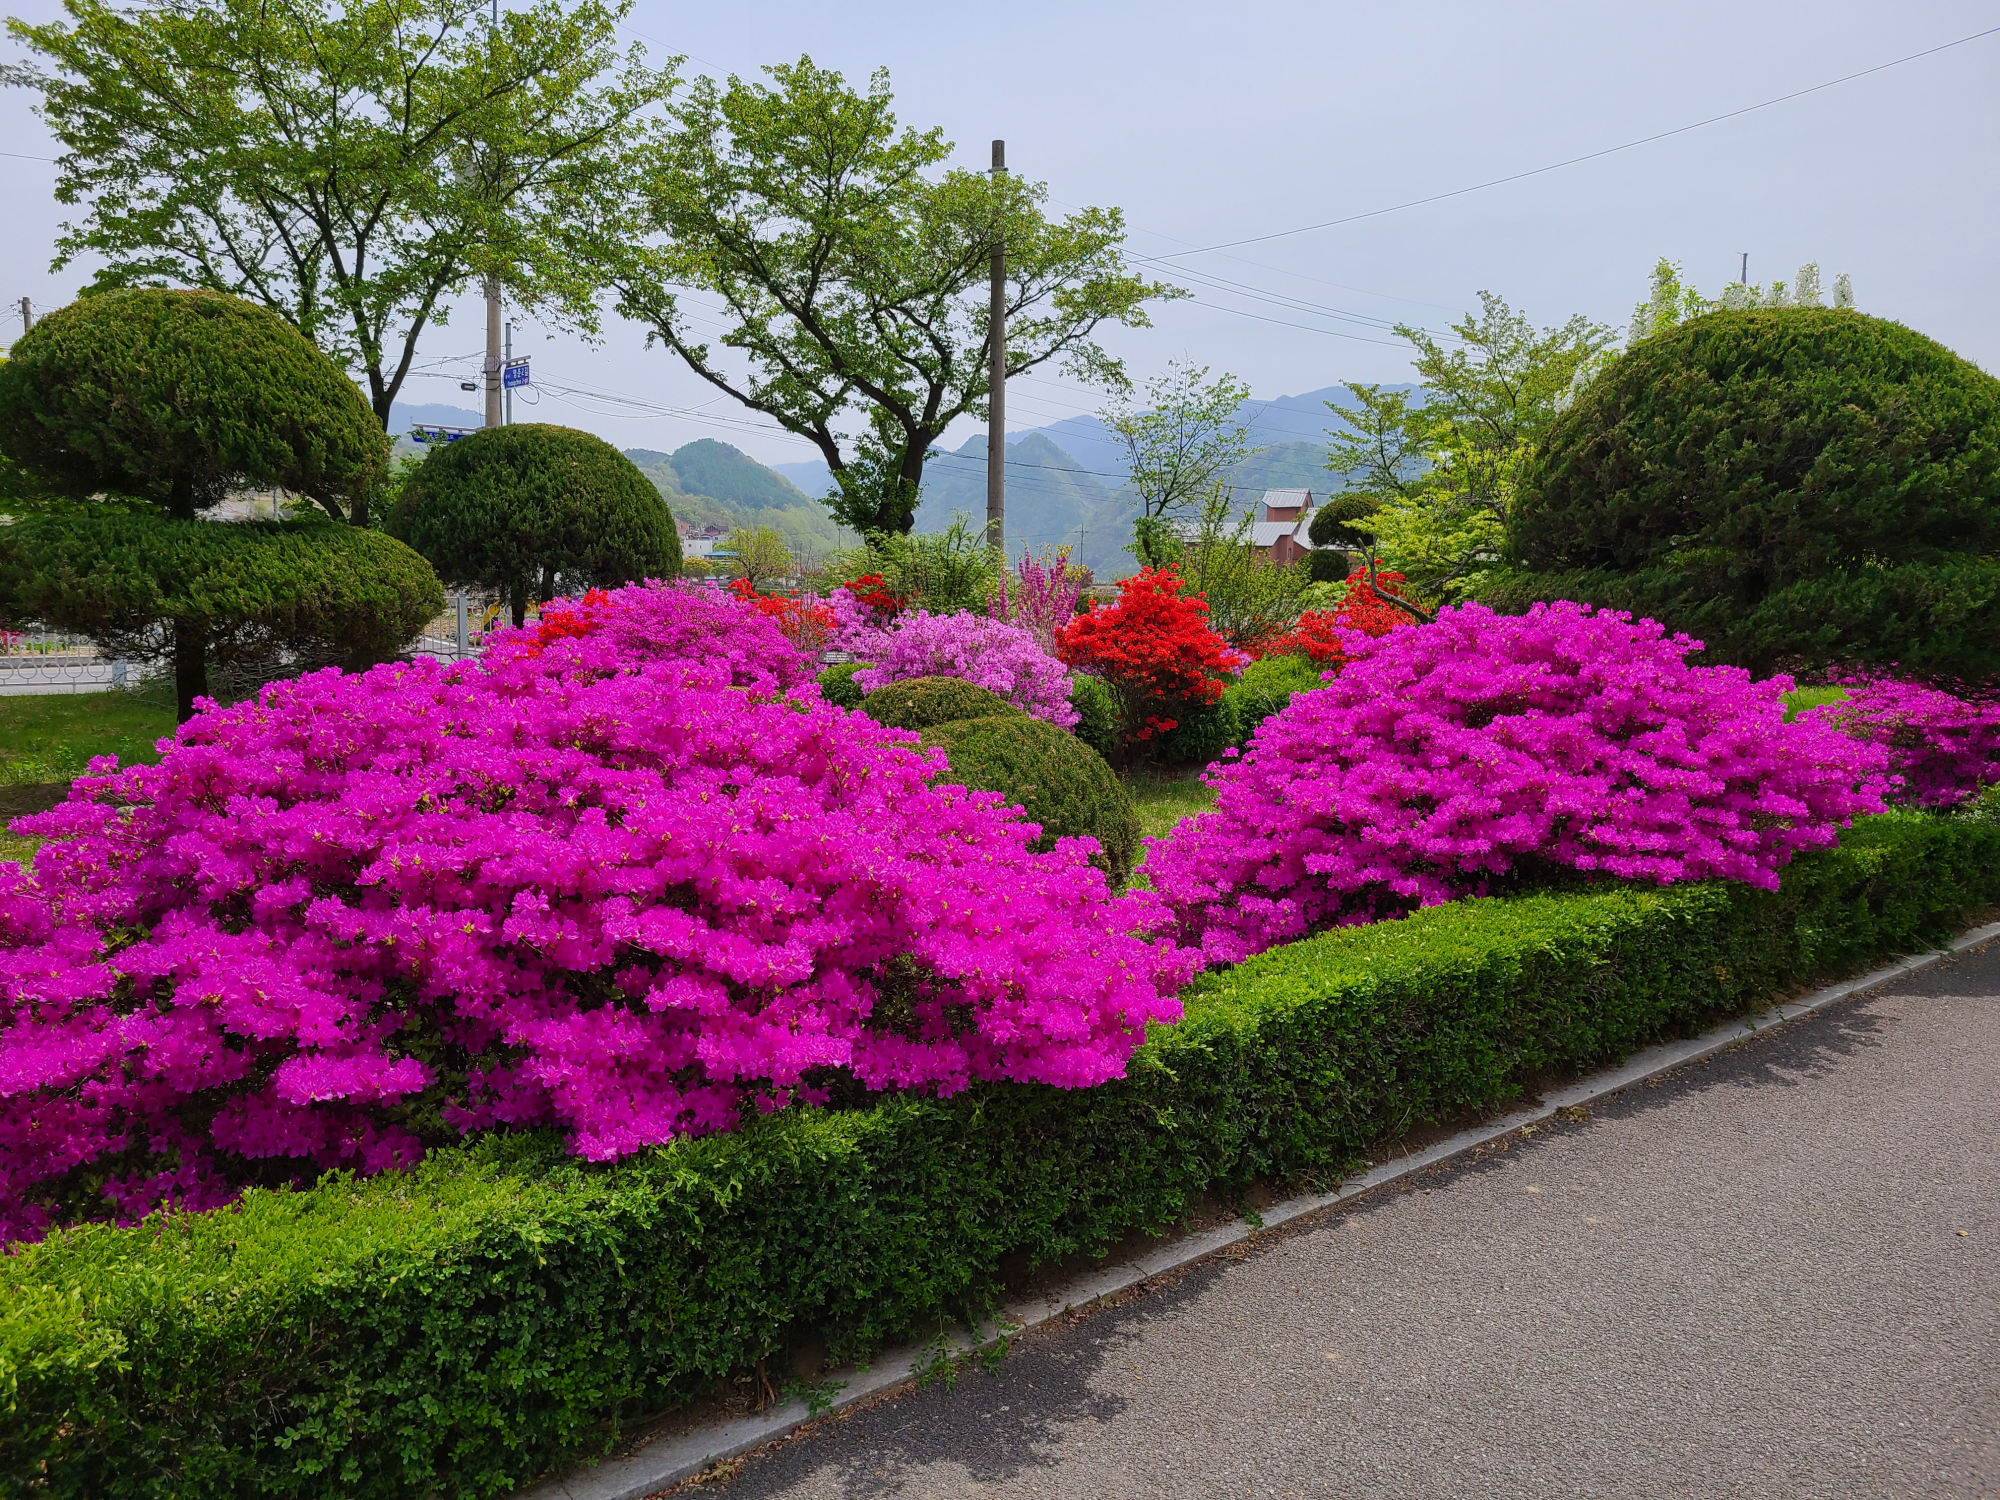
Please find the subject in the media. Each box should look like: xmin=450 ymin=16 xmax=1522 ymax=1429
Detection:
xmin=859 ymin=675 xmax=1016 ymax=732
xmin=1498 ymin=308 xmax=2000 ymax=677
xmin=1157 ymin=653 xmax=1329 ymax=766
xmin=815 ymin=660 xmax=869 ymax=708
xmin=1068 ymin=673 xmax=1119 ymax=760
xmin=3 ymin=812 xmax=1994 ymax=1499
xmin=923 ymin=712 xmax=1142 ymax=885
xmin=0 ymin=513 xmax=442 ymax=701
xmin=1306 ymin=494 xmax=1374 ymax=582
xmin=389 ymin=424 xmax=681 ymax=627
xmin=0 ymin=288 xmax=387 ymax=522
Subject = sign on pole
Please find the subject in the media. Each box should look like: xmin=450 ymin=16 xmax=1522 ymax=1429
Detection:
xmin=411 ymin=424 xmax=479 ymax=445
xmin=502 ymin=357 xmax=531 ymax=391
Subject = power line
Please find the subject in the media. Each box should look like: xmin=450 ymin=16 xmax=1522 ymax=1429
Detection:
xmin=1148 ymin=24 xmax=2000 ymax=261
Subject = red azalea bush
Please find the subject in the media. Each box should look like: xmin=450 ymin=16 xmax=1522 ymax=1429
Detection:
xmin=1803 ymin=675 xmax=2000 ymax=808
xmin=727 ymin=576 xmax=837 ymax=654
xmin=842 ymin=572 xmax=906 ymax=619
xmin=1147 ymin=601 xmax=1893 ymax=964
xmin=1056 ymin=567 xmax=1247 ymax=744
xmin=0 ymin=582 xmax=1194 ymax=1242
xmin=1265 ymin=566 xmax=1418 ymax=667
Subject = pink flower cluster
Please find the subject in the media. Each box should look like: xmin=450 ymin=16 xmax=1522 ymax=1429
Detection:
xmin=989 ymin=546 xmax=1087 ymax=655
xmin=853 ymin=610 xmax=1080 ymax=728
xmin=1803 ymin=676 xmax=2000 ymax=808
xmin=1147 ymin=601 xmax=1893 ymax=965
xmin=0 ymin=583 xmax=1192 ymax=1242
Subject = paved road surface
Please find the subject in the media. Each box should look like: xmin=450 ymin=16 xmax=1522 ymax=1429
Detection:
xmin=715 ymin=940 xmax=2000 ymax=1500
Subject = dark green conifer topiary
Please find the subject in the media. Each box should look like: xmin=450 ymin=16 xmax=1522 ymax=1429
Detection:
xmin=860 ymin=676 xmax=1017 ymax=732
xmin=0 ymin=515 xmax=442 ymax=717
xmin=1306 ymin=494 xmax=1374 ymax=581
xmin=922 ymin=713 xmax=1141 ymax=885
xmin=1498 ymin=308 xmax=2000 ymax=678
xmin=0 ymin=288 xmax=388 ymax=522
xmin=389 ymin=424 xmax=681 ymax=627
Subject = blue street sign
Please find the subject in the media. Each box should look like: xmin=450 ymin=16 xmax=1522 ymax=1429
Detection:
xmin=412 ymin=424 xmax=478 ymax=444
xmin=503 ymin=357 xmax=530 ymax=390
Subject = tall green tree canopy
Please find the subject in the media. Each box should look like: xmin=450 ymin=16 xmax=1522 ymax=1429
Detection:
xmin=1325 ymin=293 xmax=1615 ymax=606
xmin=389 ymin=423 xmax=681 ymax=625
xmin=1499 ymin=308 xmax=2000 ymax=680
xmin=10 ymin=0 xmax=675 ymax=426
xmin=0 ymin=288 xmax=388 ymax=521
xmin=579 ymin=57 xmax=1177 ymax=535
xmin=1102 ymin=360 xmax=1254 ymax=567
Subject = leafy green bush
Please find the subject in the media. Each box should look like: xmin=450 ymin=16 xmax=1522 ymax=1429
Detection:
xmin=4 ymin=811 xmax=1993 ymax=1499
xmin=1069 ymin=672 xmax=1120 ymax=760
xmin=389 ymin=424 xmax=681 ymax=627
xmin=1155 ymin=653 xmax=1329 ymax=765
xmin=922 ymin=712 xmax=1142 ymax=884
xmin=1306 ymin=493 xmax=1373 ymax=579
xmin=1499 ymin=309 xmax=2000 ymax=677
xmin=827 ymin=518 xmax=1001 ymax=616
xmin=816 ymin=660 xmax=869 ymax=708
xmin=0 ymin=514 xmax=442 ymax=718
xmin=860 ymin=675 xmax=1017 ymax=732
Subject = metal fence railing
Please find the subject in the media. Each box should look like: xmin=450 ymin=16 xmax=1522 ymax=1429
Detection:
xmin=0 ymin=635 xmax=135 ymax=697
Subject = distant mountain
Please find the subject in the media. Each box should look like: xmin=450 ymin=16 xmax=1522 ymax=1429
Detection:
xmin=667 ymin=438 xmax=809 ymax=511
xmin=387 ymin=400 xmax=485 ymax=434
xmin=622 ymin=442 xmax=857 ymax=558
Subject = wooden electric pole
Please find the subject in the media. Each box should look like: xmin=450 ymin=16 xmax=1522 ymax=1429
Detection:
xmin=17 ymin=298 xmax=30 ymax=337
xmin=483 ymin=277 xmax=503 ymax=428
xmin=986 ymin=139 xmax=1006 ymax=555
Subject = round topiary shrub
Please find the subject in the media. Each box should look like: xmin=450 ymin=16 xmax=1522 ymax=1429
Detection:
xmin=816 ymin=660 xmax=869 ymax=708
xmin=862 ymin=675 xmax=1018 ymax=732
xmin=1500 ymin=308 xmax=2000 ymax=678
xmin=923 ymin=713 xmax=1142 ymax=885
xmin=389 ymin=423 xmax=681 ymax=626
xmin=0 ymin=288 xmax=388 ymax=521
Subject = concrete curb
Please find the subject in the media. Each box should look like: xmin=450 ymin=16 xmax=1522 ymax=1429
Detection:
xmin=523 ymin=919 xmax=2000 ymax=1500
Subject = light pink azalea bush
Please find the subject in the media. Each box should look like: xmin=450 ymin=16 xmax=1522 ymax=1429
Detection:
xmin=0 ymin=583 xmax=1192 ymax=1241
xmin=853 ymin=610 xmax=1080 ymax=728
xmin=1147 ymin=601 xmax=1893 ymax=965
xmin=1801 ymin=676 xmax=2000 ymax=808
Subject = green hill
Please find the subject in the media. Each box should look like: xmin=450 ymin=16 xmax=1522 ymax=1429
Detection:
xmin=666 ymin=439 xmax=806 ymax=511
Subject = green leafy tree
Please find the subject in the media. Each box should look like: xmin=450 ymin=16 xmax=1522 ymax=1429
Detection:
xmin=1325 ymin=293 xmax=1615 ymax=608
xmin=720 ymin=524 xmax=793 ymax=592
xmin=389 ymin=423 xmax=680 ymax=626
xmin=1499 ymin=308 xmax=2000 ymax=680
xmin=0 ymin=289 xmax=438 ymax=718
xmin=10 ymin=0 xmax=675 ymax=427
xmin=1102 ymin=361 xmax=1255 ymax=566
xmin=582 ymin=57 xmax=1178 ymax=534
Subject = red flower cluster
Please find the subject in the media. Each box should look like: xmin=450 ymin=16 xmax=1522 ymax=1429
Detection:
xmin=1267 ymin=567 xmax=1418 ymax=668
xmin=729 ymin=577 xmax=836 ymax=653
xmin=842 ymin=572 xmax=905 ymax=617
xmin=532 ymin=588 xmax=615 ymax=647
xmin=1056 ymin=567 xmax=1244 ymax=743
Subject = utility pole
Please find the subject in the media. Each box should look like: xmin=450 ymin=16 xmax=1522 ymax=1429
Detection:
xmin=1740 ymin=252 xmax=1749 ymax=286
xmin=17 ymin=298 xmax=30 ymax=336
xmin=504 ymin=320 xmax=513 ymax=425
xmin=483 ymin=279 xmax=503 ymax=427
xmin=986 ymin=139 xmax=1006 ymax=556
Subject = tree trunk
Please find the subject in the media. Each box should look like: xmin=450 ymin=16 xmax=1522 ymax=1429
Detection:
xmin=173 ymin=625 xmax=208 ymax=724
xmin=510 ymin=583 xmax=528 ymax=629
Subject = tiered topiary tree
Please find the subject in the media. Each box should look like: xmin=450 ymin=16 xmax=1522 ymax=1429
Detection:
xmin=388 ymin=423 xmax=681 ymax=626
xmin=1496 ymin=308 xmax=2000 ymax=678
xmin=0 ymin=289 xmax=440 ymax=719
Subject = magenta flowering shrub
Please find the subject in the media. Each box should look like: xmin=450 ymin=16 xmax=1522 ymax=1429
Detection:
xmin=1147 ymin=601 xmax=1893 ymax=965
xmin=497 ymin=578 xmax=813 ymax=693
xmin=854 ymin=610 xmax=1080 ymax=728
xmin=1802 ymin=676 xmax=2000 ymax=808
xmin=0 ymin=604 xmax=1192 ymax=1242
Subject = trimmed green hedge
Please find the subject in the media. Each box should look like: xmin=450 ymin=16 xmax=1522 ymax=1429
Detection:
xmin=859 ymin=675 xmax=1016 ymax=731
xmin=5 ymin=811 xmax=1997 ymax=1499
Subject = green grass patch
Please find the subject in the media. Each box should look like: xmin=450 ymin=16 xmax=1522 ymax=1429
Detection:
xmin=1781 ymin=684 xmax=1848 ymax=721
xmin=0 ymin=690 xmax=177 ymax=787
xmin=1123 ymin=765 xmax=1217 ymax=843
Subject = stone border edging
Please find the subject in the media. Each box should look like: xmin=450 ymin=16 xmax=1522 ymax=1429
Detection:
xmin=524 ymin=918 xmax=2000 ymax=1500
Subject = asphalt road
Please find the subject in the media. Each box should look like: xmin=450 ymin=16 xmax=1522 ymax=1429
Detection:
xmin=713 ymin=940 xmax=2000 ymax=1500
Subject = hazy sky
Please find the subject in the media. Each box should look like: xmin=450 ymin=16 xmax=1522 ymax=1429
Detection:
xmin=3 ymin=0 xmax=1996 ymax=466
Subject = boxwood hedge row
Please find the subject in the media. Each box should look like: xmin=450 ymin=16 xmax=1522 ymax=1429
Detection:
xmin=4 ymin=810 xmax=1996 ymax=1499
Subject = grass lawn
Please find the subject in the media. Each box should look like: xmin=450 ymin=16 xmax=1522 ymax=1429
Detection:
xmin=1124 ymin=764 xmax=1217 ymax=844
xmin=0 ymin=689 xmax=178 ymax=867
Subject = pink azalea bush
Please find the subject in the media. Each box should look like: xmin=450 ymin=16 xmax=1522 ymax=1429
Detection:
xmin=853 ymin=610 xmax=1080 ymax=728
xmin=0 ymin=583 xmax=1192 ymax=1242
xmin=1147 ymin=601 xmax=1893 ymax=965
xmin=1801 ymin=676 xmax=2000 ymax=809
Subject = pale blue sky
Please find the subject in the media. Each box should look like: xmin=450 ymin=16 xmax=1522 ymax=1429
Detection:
xmin=3 ymin=0 xmax=1996 ymax=464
